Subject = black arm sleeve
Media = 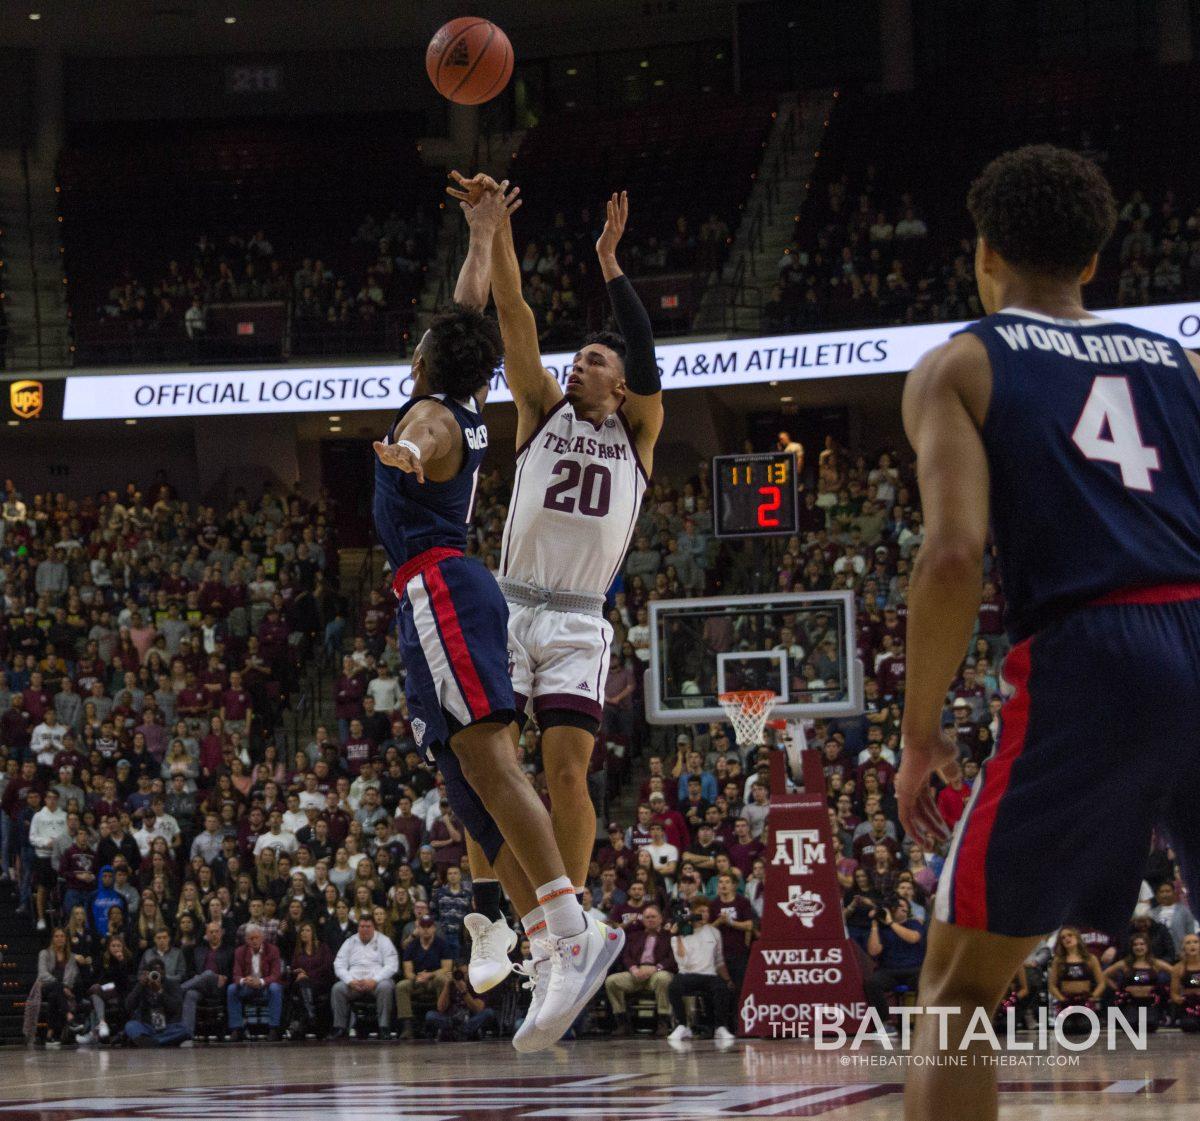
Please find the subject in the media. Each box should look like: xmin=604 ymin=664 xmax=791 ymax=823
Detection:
xmin=606 ymin=275 xmax=660 ymax=396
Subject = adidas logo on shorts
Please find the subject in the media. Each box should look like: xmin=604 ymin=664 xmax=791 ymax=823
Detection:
xmin=575 ymin=681 xmax=590 ymax=691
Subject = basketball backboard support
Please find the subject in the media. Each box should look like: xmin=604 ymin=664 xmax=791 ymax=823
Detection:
xmin=645 ymin=590 xmax=864 ymax=724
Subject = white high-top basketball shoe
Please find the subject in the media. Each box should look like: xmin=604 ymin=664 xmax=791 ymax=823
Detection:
xmin=465 ymin=913 xmax=517 ymax=993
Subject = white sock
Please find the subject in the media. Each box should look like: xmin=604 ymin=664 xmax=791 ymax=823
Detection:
xmin=536 ymin=876 xmax=586 ymax=939
xmin=522 ymin=905 xmax=548 ymax=956
xmin=522 ymin=905 xmax=546 ymax=936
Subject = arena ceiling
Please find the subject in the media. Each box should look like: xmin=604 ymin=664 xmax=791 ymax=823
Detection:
xmin=1 ymin=0 xmax=715 ymax=56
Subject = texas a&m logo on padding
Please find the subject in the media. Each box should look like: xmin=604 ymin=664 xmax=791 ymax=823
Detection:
xmin=771 ymin=828 xmax=826 ymax=877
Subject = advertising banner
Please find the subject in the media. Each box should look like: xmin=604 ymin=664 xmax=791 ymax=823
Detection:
xmin=60 ymin=300 xmax=1200 ymax=421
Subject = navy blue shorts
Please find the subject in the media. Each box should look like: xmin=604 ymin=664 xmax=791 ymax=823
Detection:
xmin=397 ymin=553 xmax=514 ymax=863
xmin=937 ymin=588 xmax=1200 ymax=938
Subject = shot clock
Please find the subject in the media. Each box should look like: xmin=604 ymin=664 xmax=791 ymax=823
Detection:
xmin=712 ymin=452 xmax=799 ymax=538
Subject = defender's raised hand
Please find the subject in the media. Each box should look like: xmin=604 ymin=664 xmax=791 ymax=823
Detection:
xmin=446 ymin=170 xmax=500 ymax=206
xmin=460 ymin=180 xmax=522 ymax=233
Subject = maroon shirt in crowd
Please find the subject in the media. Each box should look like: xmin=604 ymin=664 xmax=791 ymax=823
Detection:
xmin=334 ymin=675 xmax=365 ymax=720
xmin=708 ymin=893 xmax=755 ymax=963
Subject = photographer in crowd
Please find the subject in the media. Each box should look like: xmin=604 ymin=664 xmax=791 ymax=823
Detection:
xmin=123 ymin=955 xmax=189 ymax=1047
xmin=426 ymin=963 xmax=497 ymax=1042
xmin=863 ymin=897 xmax=926 ymax=1026
xmin=665 ymin=901 xmax=736 ymax=1043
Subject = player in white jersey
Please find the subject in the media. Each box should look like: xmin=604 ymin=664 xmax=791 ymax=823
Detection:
xmin=446 ymin=175 xmax=662 ymax=1047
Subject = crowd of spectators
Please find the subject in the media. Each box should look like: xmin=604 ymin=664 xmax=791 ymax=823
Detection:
xmin=507 ymin=206 xmax=731 ymax=348
xmin=764 ymin=173 xmax=984 ymax=333
xmin=765 ymin=177 xmax=1200 ymax=332
xmin=87 ymin=210 xmax=436 ymax=358
xmin=1111 ymin=189 xmax=1200 ymax=307
xmin=6 ymin=424 xmax=1196 ymax=1048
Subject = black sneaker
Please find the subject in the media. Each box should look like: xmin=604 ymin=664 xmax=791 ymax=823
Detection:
xmin=327 ymin=1028 xmax=347 ymax=1041
xmin=267 ymin=1029 xmax=282 ymax=1043
xmin=229 ymin=1028 xmax=244 ymax=1043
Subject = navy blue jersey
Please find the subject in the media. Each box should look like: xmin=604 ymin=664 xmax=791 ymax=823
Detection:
xmin=372 ymin=393 xmax=488 ymax=570
xmin=962 ymin=308 xmax=1200 ymax=641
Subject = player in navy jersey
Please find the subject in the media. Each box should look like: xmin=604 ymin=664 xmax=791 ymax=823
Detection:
xmin=372 ymin=184 xmax=623 ymax=1050
xmin=895 ymin=145 xmax=1200 ymax=1119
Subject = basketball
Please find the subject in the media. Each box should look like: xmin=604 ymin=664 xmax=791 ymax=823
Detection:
xmin=425 ymin=17 xmax=514 ymax=105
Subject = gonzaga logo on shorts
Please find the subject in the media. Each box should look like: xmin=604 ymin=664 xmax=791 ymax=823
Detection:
xmin=410 ymin=717 xmax=426 ymax=746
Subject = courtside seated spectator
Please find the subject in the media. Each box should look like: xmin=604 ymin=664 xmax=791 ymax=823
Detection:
xmin=330 ymin=914 xmax=398 ymax=1040
xmin=605 ymin=903 xmax=676 ymax=1036
xmin=227 ymin=922 xmax=285 ymax=1042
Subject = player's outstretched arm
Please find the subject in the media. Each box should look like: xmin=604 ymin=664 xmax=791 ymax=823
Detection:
xmin=596 ymin=191 xmax=663 ymax=472
xmin=373 ymin=400 xmax=462 ymax=485
xmin=452 ymin=180 xmax=522 ymax=312
xmin=447 ymin=171 xmax=561 ymax=442
xmin=896 ymin=333 xmax=992 ymax=848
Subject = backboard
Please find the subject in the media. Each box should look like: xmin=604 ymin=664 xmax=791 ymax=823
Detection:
xmin=645 ymin=589 xmax=864 ymax=724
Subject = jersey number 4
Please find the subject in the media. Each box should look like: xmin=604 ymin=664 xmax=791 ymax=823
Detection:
xmin=544 ymin=459 xmax=613 ymax=517
xmin=1071 ymin=376 xmax=1161 ymax=492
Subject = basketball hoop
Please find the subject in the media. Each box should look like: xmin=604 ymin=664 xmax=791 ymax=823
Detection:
xmin=718 ymin=690 xmax=778 ymax=749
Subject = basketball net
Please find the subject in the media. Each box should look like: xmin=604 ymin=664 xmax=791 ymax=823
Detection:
xmin=718 ymin=690 xmax=778 ymax=750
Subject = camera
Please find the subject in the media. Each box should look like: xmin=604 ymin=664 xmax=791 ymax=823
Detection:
xmin=669 ymin=899 xmax=693 ymax=936
xmin=147 ymin=970 xmax=162 ymax=984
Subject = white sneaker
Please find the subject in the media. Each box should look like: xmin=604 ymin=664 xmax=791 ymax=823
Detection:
xmin=533 ymin=914 xmax=625 ymax=1044
xmin=713 ymin=1026 xmax=736 ymax=1045
xmin=44 ymin=1039 xmax=61 ymax=1050
xmin=667 ymin=1024 xmax=693 ymax=1042
xmin=511 ymin=948 xmax=553 ymax=1053
xmin=36 ymin=919 xmax=46 ymax=931
xmin=97 ymin=1021 xmax=110 ymax=1041
xmin=465 ymin=913 xmax=517 ymax=993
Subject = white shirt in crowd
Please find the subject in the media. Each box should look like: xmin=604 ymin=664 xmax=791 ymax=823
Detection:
xmin=134 ymin=815 xmax=179 ymax=857
xmin=645 ymin=841 xmax=679 ymax=874
xmin=31 ymin=721 xmax=68 ymax=767
xmin=672 ymin=923 xmax=726 ymax=976
xmin=254 ymin=828 xmax=298 ymax=858
xmin=30 ymin=806 xmax=69 ymax=857
xmin=281 ymin=809 xmax=309 ymax=835
xmin=334 ymin=931 xmax=399 ymax=983
xmin=367 ymin=676 xmax=402 ymax=714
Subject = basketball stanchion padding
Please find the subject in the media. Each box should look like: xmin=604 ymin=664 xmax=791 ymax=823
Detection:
xmin=735 ymin=750 xmax=869 ymax=1039
xmin=718 ymin=689 xmax=778 ymax=749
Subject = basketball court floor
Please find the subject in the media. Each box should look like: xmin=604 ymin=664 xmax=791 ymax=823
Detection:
xmin=0 ymin=1036 xmax=1195 ymax=1120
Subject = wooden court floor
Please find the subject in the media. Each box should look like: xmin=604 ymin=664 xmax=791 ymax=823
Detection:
xmin=0 ymin=1035 xmax=1195 ymax=1119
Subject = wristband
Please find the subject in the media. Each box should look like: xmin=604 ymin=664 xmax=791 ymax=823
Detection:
xmin=396 ymin=439 xmax=422 ymax=459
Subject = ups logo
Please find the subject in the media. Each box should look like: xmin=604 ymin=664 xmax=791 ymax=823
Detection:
xmin=9 ymin=380 xmax=44 ymax=420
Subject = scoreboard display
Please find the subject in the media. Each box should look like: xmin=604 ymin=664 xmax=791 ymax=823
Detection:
xmin=712 ymin=452 xmax=799 ymax=538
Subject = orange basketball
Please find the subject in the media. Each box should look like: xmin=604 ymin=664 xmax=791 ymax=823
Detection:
xmin=426 ymin=17 xmax=514 ymax=106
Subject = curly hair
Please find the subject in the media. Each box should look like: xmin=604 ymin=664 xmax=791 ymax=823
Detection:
xmin=422 ymin=303 xmax=503 ymax=399
xmin=583 ymin=330 xmax=627 ymax=360
xmin=966 ymin=144 xmax=1116 ymax=279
